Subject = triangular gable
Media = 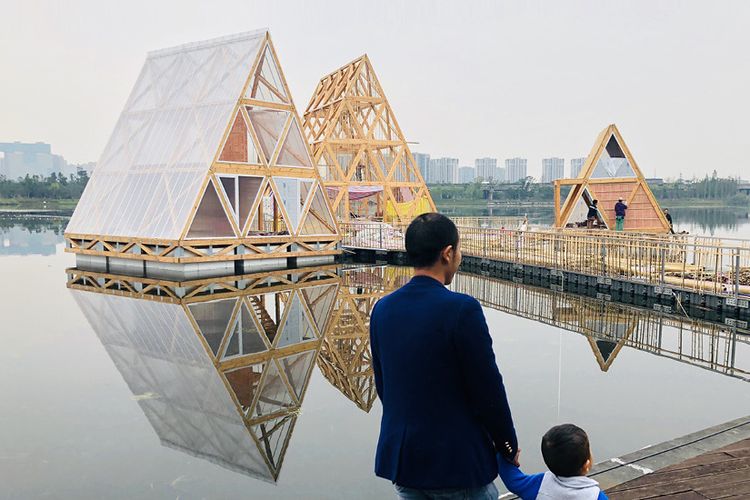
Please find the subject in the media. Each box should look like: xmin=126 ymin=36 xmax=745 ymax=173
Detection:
xmin=187 ymin=298 xmax=238 ymax=356
xmin=302 ymin=55 xmax=435 ymax=223
xmin=556 ymin=124 xmax=670 ymax=233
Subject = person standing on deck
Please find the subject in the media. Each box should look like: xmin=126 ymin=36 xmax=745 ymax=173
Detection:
xmin=614 ymin=198 xmax=628 ymax=231
xmin=586 ymin=199 xmax=600 ymax=229
xmin=370 ymin=213 xmax=518 ymax=500
xmin=664 ymin=209 xmax=674 ymax=234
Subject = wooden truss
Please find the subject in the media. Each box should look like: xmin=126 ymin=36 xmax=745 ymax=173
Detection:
xmin=68 ymin=267 xmax=340 ymax=481
xmin=302 ymin=55 xmax=435 ymax=223
xmin=317 ymin=265 xmax=412 ymax=412
xmin=65 ymin=31 xmax=340 ymax=264
xmin=553 ymin=124 xmax=670 ymax=233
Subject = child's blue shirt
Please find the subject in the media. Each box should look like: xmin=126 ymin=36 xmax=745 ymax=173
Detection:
xmin=497 ymin=455 xmax=609 ymax=500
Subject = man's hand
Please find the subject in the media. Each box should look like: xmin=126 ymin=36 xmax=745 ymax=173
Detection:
xmin=509 ymin=448 xmax=521 ymax=467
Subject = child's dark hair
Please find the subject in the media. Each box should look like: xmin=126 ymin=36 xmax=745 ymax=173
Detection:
xmin=541 ymin=424 xmax=591 ymax=477
xmin=405 ymin=213 xmax=459 ymax=268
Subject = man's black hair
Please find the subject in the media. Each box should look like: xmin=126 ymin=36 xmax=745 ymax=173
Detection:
xmin=405 ymin=213 xmax=459 ymax=268
xmin=592 ymin=199 xmax=598 ymax=204
xmin=541 ymin=424 xmax=591 ymax=477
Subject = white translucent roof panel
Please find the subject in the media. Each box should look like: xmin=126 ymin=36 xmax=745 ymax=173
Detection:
xmin=71 ymin=289 xmax=272 ymax=481
xmin=67 ymin=30 xmax=267 ymax=240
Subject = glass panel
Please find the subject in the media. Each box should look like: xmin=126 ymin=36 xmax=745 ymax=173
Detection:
xmin=222 ymin=322 xmax=240 ymax=359
xmin=255 ymin=361 xmax=294 ymax=417
xmin=247 ymin=184 xmax=290 ymax=236
xmin=277 ymin=293 xmax=316 ymax=348
xmin=274 ymin=178 xmax=303 ymax=233
xmin=238 ymin=176 xmax=263 ymax=232
xmin=225 ymin=362 xmax=265 ymax=409
xmin=279 ymin=351 xmax=316 ymax=400
xmin=300 ymin=284 xmax=338 ymax=336
xmin=258 ymin=46 xmax=288 ymax=102
xmin=186 ymin=180 xmax=235 ymax=238
xmin=241 ymin=303 xmax=268 ymax=354
xmin=246 ymin=107 xmax=288 ymax=163
xmin=300 ymin=184 xmax=337 ymax=236
xmin=276 ymin=119 xmax=312 ymax=168
xmin=591 ymin=135 xmax=636 ymax=179
xmin=252 ymin=415 xmax=295 ymax=468
xmin=187 ymin=298 xmax=237 ymax=356
xmin=219 ymin=176 xmax=237 ymax=222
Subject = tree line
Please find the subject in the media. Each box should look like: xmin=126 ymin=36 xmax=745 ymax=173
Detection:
xmin=0 ymin=171 xmax=89 ymax=199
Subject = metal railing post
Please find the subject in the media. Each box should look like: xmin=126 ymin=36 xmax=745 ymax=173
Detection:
xmin=734 ymin=250 xmax=740 ymax=298
xmin=660 ymin=246 xmax=666 ymax=285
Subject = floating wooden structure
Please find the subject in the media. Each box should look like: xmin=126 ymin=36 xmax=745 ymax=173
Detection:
xmin=302 ymin=55 xmax=435 ymax=223
xmin=554 ymin=124 xmax=671 ymax=233
xmin=68 ymin=267 xmax=340 ymax=482
xmin=65 ymin=30 xmax=340 ymax=279
xmin=317 ymin=265 xmax=411 ymax=412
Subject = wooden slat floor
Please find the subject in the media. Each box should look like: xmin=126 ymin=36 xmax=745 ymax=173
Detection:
xmin=607 ymin=438 xmax=750 ymax=499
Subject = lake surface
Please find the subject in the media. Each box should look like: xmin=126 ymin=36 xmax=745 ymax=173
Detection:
xmin=2 ymin=213 xmax=750 ymax=499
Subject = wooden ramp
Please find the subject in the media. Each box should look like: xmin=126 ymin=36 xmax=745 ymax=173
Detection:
xmin=607 ymin=438 xmax=750 ymax=499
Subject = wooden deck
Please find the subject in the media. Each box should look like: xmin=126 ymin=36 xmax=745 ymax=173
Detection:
xmin=607 ymin=438 xmax=750 ymax=499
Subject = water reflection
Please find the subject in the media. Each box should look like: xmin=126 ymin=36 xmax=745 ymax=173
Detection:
xmin=0 ymin=216 xmax=66 ymax=255
xmin=68 ymin=267 xmax=340 ymax=482
xmin=66 ymin=264 xmax=750 ymax=486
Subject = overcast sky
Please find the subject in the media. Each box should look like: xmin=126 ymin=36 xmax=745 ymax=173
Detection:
xmin=2 ymin=0 xmax=749 ymax=179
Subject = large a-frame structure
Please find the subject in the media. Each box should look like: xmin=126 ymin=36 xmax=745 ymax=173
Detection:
xmin=302 ymin=55 xmax=435 ymax=223
xmin=69 ymin=267 xmax=340 ymax=482
xmin=554 ymin=124 xmax=670 ymax=233
xmin=65 ymin=30 xmax=339 ymax=276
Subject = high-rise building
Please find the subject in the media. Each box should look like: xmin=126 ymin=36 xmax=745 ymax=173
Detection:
xmin=570 ymin=157 xmax=586 ymax=178
xmin=459 ymin=166 xmax=476 ymax=183
xmin=413 ymin=152 xmax=431 ymax=183
xmin=505 ymin=157 xmax=527 ymax=183
xmin=429 ymin=157 xmax=459 ymax=184
xmin=474 ymin=157 xmax=498 ymax=181
xmin=541 ymin=157 xmax=565 ymax=183
xmin=0 ymin=142 xmax=70 ymax=180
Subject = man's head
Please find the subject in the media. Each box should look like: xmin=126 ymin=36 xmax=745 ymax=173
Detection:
xmin=541 ymin=424 xmax=592 ymax=477
xmin=618 ymin=197 xmax=623 ymax=202
xmin=405 ymin=213 xmax=461 ymax=285
xmin=664 ymin=209 xmax=669 ymax=213
xmin=592 ymin=199 xmax=598 ymax=205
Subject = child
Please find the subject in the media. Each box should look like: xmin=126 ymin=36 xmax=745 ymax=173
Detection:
xmin=497 ymin=424 xmax=608 ymax=500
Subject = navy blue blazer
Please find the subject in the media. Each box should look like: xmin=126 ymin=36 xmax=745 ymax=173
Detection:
xmin=370 ymin=275 xmax=517 ymax=489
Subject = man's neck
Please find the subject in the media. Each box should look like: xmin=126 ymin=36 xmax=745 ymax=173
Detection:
xmin=413 ymin=268 xmax=447 ymax=285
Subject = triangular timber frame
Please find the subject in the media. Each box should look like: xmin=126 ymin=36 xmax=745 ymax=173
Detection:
xmin=553 ymin=124 xmax=671 ymax=233
xmin=68 ymin=266 xmax=341 ymax=482
xmin=302 ymin=54 xmax=436 ymax=223
xmin=65 ymin=32 xmax=340 ymax=266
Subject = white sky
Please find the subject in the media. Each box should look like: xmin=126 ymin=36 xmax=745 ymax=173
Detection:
xmin=1 ymin=0 xmax=749 ymax=180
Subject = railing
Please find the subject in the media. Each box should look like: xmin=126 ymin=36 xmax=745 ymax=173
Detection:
xmin=339 ymin=222 xmax=750 ymax=297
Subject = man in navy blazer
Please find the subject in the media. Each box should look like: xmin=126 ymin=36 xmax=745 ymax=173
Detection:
xmin=370 ymin=213 xmax=518 ymax=499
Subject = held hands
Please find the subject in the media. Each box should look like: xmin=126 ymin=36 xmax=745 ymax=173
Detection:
xmin=503 ymin=441 xmax=521 ymax=467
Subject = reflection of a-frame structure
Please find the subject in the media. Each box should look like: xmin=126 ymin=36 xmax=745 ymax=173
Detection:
xmin=451 ymin=273 xmax=750 ymax=380
xmin=68 ymin=267 xmax=339 ymax=482
xmin=317 ymin=265 xmax=412 ymax=412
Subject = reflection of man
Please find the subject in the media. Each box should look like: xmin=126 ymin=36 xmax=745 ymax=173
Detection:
xmin=370 ymin=213 xmax=517 ymax=499
xmin=614 ymin=198 xmax=628 ymax=231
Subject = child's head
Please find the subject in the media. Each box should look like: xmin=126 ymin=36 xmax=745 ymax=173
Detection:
xmin=541 ymin=424 xmax=592 ymax=477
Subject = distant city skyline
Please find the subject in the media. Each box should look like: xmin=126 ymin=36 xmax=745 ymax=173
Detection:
xmin=2 ymin=1 xmax=749 ymax=179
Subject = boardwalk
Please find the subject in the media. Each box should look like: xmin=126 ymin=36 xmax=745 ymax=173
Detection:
xmin=607 ymin=438 xmax=750 ymax=499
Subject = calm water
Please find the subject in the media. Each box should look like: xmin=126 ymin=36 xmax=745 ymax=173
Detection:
xmin=2 ymin=213 xmax=750 ymax=499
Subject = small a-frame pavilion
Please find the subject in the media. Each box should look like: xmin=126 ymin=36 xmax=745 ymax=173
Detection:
xmin=302 ymin=55 xmax=435 ymax=223
xmin=65 ymin=30 xmax=340 ymax=277
xmin=554 ymin=124 xmax=671 ymax=233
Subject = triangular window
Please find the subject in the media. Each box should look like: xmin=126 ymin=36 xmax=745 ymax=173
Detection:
xmin=221 ymin=303 xmax=268 ymax=360
xmin=245 ymin=45 xmax=289 ymax=104
xmin=276 ymin=292 xmax=317 ymax=348
xmin=246 ymin=107 xmax=288 ymax=164
xmin=187 ymin=298 xmax=237 ymax=356
xmin=238 ymin=176 xmax=264 ymax=233
xmin=273 ymin=178 xmax=306 ymax=234
xmin=225 ymin=362 xmax=265 ymax=410
xmin=301 ymin=284 xmax=338 ymax=336
xmin=299 ymin=183 xmax=337 ymax=236
xmin=217 ymin=110 xmax=261 ymax=165
xmin=252 ymin=414 xmax=295 ymax=470
xmin=255 ymin=361 xmax=295 ymax=417
xmin=278 ymin=351 xmax=316 ymax=400
xmin=186 ymin=179 xmax=235 ymax=238
xmin=276 ymin=119 xmax=313 ymax=168
xmin=246 ymin=183 xmax=290 ymax=236
xmin=591 ymin=135 xmax=635 ymax=179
